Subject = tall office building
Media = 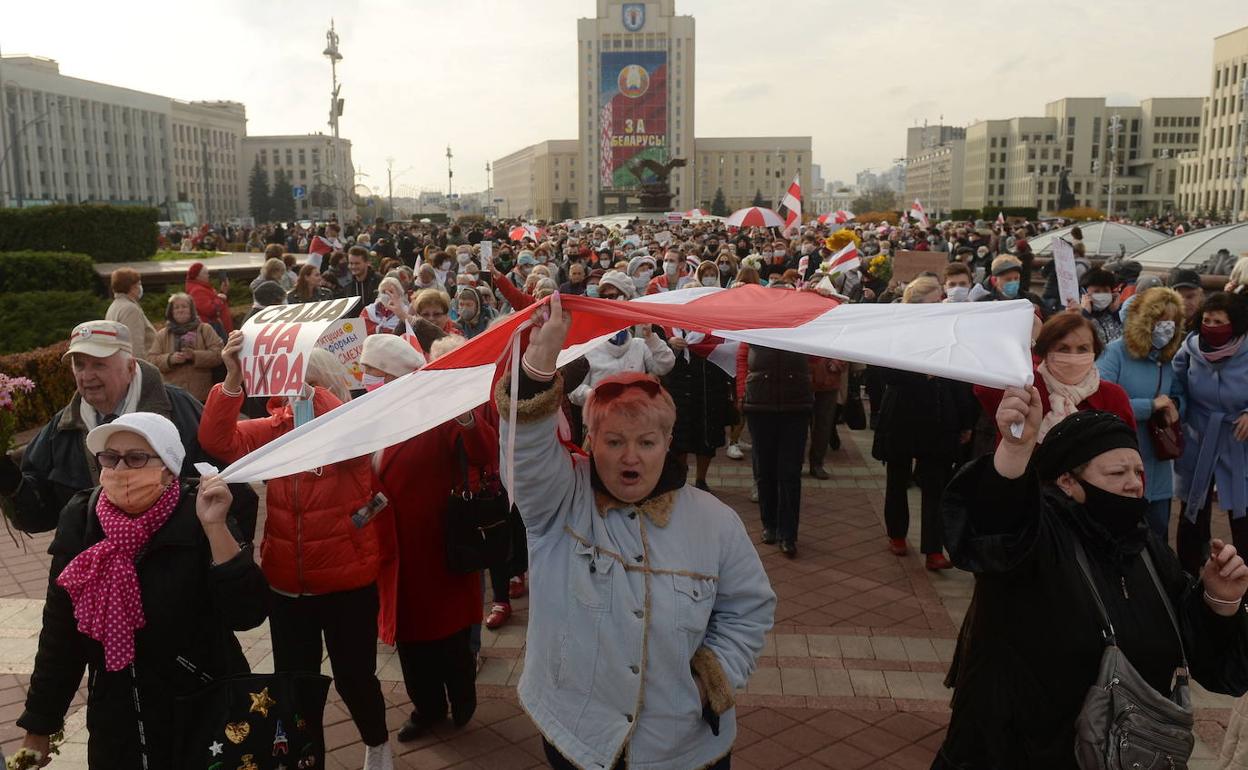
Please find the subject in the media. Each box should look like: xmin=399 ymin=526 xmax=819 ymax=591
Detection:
xmin=1176 ymin=24 xmax=1248 ymax=219
xmin=577 ymin=0 xmax=695 ymax=215
xmin=241 ymin=134 xmax=356 ymax=221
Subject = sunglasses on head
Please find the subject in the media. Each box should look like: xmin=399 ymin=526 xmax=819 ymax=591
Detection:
xmin=95 ymin=450 xmax=162 ymax=469
xmin=593 ymin=377 xmax=662 ymax=401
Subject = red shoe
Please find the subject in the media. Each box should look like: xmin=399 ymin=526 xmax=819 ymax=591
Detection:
xmin=508 ymin=574 xmax=528 ymax=600
xmin=485 ymin=603 xmax=512 ymax=629
xmin=888 ymin=538 xmax=908 ymax=556
xmin=926 ymin=553 xmax=953 ymax=571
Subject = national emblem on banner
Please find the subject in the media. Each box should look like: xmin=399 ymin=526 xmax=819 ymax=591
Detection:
xmin=622 ymin=2 xmax=646 ymax=31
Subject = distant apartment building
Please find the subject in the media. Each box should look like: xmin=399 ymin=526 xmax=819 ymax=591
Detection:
xmin=1176 ymin=24 xmax=1248 ymax=219
xmin=241 ymin=134 xmax=356 ymax=221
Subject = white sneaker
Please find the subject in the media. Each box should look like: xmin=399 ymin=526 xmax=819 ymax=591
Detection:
xmin=726 ymin=444 xmax=744 ymax=460
xmin=364 ymin=742 xmax=394 ymax=770
xmin=738 ymin=439 xmax=752 ymax=450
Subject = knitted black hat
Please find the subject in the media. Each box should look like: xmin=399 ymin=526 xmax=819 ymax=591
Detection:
xmin=1035 ymin=410 xmax=1138 ymax=481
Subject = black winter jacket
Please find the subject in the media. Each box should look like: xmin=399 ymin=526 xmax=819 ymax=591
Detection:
xmin=743 ymin=345 xmax=812 ymax=413
xmin=18 ymin=481 xmax=268 ymax=768
xmin=937 ymin=456 xmax=1248 ymax=769
xmin=871 ymin=369 xmax=979 ymax=462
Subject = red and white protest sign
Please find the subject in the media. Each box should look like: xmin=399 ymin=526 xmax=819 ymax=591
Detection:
xmin=239 ymin=298 xmax=359 ymax=397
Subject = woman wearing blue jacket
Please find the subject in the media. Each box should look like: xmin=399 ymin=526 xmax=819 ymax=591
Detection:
xmin=1172 ymin=292 xmax=1248 ymax=574
xmin=1096 ymin=287 xmax=1186 ymax=537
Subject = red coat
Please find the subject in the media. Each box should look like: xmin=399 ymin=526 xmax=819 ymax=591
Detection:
xmin=373 ymin=406 xmax=497 ymax=645
xmin=186 ymin=278 xmax=234 ymax=333
xmin=198 ymin=384 xmax=377 ymax=595
xmin=974 ymin=371 xmax=1137 ymax=440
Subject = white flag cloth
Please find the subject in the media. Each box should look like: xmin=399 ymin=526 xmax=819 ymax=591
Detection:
xmin=217 ymin=288 xmax=1035 ymax=483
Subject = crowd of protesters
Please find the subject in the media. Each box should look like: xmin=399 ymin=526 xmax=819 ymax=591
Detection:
xmin=3 ymin=207 xmax=1248 ymax=769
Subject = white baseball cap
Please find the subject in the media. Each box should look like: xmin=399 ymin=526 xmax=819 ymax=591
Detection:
xmin=85 ymin=412 xmax=185 ymax=475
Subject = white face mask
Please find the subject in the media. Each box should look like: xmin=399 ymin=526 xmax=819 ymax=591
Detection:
xmin=1091 ymin=292 xmax=1113 ymax=311
xmin=1152 ymin=320 xmax=1176 ymax=349
xmin=945 ymin=285 xmax=970 ymax=302
xmin=456 ymin=253 xmax=471 ymax=265
xmin=701 ymin=276 xmax=718 ymax=287
xmin=664 ymin=262 xmax=679 ymax=277
xmin=637 ymin=269 xmax=653 ymax=282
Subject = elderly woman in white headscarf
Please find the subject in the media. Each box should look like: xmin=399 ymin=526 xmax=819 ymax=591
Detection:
xmin=497 ymin=294 xmax=774 ymax=770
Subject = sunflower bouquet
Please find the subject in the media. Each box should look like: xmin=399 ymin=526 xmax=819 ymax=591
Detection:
xmin=823 ymin=228 xmax=860 ymax=253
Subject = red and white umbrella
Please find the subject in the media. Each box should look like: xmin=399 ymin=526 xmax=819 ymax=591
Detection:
xmin=817 ymin=209 xmax=855 ymax=226
xmin=684 ymin=208 xmax=710 ymax=218
xmin=508 ymin=224 xmax=542 ymax=242
xmin=725 ymin=207 xmax=785 ymax=229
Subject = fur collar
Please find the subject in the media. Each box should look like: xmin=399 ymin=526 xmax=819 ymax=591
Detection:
xmin=1122 ymin=287 xmax=1184 ymax=362
xmin=590 ymin=454 xmax=686 ymax=527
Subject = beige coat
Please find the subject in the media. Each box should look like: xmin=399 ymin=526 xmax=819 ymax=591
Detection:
xmin=105 ymin=294 xmax=158 ymax=357
xmin=148 ymin=323 xmax=223 ymax=402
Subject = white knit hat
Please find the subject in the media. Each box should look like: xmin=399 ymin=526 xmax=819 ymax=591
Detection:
xmin=360 ymin=334 xmax=427 ymax=378
xmin=597 ymin=269 xmax=636 ymax=299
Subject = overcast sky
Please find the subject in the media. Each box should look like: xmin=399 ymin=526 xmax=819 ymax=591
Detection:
xmin=4 ymin=1 xmax=1242 ymax=195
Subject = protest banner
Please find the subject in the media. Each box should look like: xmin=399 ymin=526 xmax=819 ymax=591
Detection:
xmin=892 ymin=250 xmax=949 ymax=283
xmin=239 ymin=298 xmax=359 ymax=397
xmin=479 ymin=240 xmax=493 ymax=263
xmin=1051 ymin=237 xmax=1080 ymax=310
xmin=318 ymin=318 xmax=367 ymax=385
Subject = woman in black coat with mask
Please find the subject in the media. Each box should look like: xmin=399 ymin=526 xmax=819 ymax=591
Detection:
xmin=932 ymin=390 xmax=1248 ymax=769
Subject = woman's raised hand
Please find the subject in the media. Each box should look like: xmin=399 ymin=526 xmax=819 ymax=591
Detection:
xmin=524 ymin=292 xmax=570 ymax=375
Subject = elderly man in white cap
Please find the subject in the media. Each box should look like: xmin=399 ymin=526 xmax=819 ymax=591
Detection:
xmin=0 ymin=320 xmax=255 ymax=535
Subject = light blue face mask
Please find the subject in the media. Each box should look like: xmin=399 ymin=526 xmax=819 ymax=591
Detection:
xmin=586 ymin=284 xmax=600 ymax=298
xmin=1152 ymin=320 xmax=1176 ymax=349
xmin=1001 ymin=280 xmax=1021 ymax=299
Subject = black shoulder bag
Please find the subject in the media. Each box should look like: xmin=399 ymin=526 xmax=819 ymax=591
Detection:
xmin=444 ymin=435 xmax=512 ymax=574
xmin=1071 ymin=539 xmax=1195 ymax=769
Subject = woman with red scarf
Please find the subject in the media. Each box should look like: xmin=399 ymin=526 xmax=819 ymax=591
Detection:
xmin=16 ymin=413 xmax=267 ymax=769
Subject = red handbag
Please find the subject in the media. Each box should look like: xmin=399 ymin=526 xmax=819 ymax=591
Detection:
xmin=1148 ymin=364 xmax=1184 ymax=461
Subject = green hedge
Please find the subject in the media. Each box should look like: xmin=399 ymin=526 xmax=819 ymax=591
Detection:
xmin=0 ymin=205 xmax=159 ymax=262
xmin=0 ymin=251 xmax=98 ymax=293
xmin=0 ymin=340 xmax=75 ymax=433
xmin=0 ymin=291 xmax=108 ymax=355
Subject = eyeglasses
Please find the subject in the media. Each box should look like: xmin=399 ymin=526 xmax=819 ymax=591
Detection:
xmin=96 ymin=450 xmax=162 ymax=469
xmin=593 ymin=377 xmax=662 ymax=401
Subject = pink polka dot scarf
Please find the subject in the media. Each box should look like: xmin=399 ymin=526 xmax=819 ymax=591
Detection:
xmin=56 ymin=481 xmax=181 ymax=671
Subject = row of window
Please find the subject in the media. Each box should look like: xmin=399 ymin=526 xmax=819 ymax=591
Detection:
xmin=1154 ymin=132 xmax=1199 ymax=144
xmin=258 ymin=148 xmax=321 ymax=166
xmin=1210 ymin=95 xmax=1244 ymax=118
xmin=173 ymin=123 xmax=238 ymax=150
xmin=1154 ymin=115 xmax=1199 ymax=128
xmin=1213 ymin=61 xmax=1246 ymax=90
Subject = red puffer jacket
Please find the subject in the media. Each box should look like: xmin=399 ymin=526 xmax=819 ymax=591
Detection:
xmin=198 ymin=384 xmax=377 ymax=595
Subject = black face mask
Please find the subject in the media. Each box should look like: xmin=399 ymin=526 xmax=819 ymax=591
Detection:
xmin=1078 ymin=479 xmax=1147 ymax=539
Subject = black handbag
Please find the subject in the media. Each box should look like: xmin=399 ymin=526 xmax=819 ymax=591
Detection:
xmin=444 ymin=435 xmax=512 ymax=574
xmin=172 ymin=663 xmax=332 ymax=770
xmin=844 ymin=373 xmax=867 ymax=431
xmin=1071 ymin=539 xmax=1195 ymax=770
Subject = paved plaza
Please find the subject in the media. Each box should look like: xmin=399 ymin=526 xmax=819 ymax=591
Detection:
xmin=0 ymin=432 xmax=1237 ymax=769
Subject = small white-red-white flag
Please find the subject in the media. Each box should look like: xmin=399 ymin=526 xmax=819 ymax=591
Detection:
xmin=817 ymin=209 xmax=855 ymax=226
xmin=825 ymin=242 xmax=860 ymax=274
xmin=909 ymin=199 xmax=930 ymax=228
xmin=996 ymin=211 xmax=1005 ymax=226
xmin=779 ymin=174 xmax=802 ymax=235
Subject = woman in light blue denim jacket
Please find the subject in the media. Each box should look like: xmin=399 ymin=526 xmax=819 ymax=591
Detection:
xmin=498 ymin=294 xmax=775 ymax=770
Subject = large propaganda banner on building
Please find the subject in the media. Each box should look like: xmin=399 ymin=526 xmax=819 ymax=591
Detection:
xmin=598 ymin=50 xmax=668 ymax=190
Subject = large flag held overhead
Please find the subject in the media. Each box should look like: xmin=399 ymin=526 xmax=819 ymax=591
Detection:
xmin=778 ymin=174 xmax=802 ymax=236
xmin=216 ymin=287 xmax=1036 ymax=484
xmin=909 ymin=199 xmax=930 ymax=228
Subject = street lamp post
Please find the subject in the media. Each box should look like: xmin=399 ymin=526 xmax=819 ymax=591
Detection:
xmin=446 ymin=145 xmax=453 ymax=200
xmin=323 ymin=21 xmax=343 ymax=220
xmin=1234 ymin=77 xmax=1248 ymax=221
xmin=485 ymin=161 xmax=492 ymax=218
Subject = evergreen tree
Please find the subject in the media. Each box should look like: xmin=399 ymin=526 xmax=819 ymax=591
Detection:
xmin=710 ymin=188 xmax=729 ymax=216
xmin=247 ymin=160 xmax=271 ymax=223
xmin=271 ymin=168 xmax=296 ymax=221
xmin=752 ymin=189 xmax=765 ymax=207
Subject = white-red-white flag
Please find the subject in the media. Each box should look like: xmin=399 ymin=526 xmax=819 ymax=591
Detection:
xmin=825 ymin=242 xmax=860 ymax=274
xmin=216 ymin=287 xmax=1036 ymax=483
xmin=778 ymin=174 xmax=802 ymax=235
xmin=909 ymin=199 xmax=930 ymax=228
xmin=817 ymin=210 xmax=855 ymax=226
xmin=996 ymin=211 xmax=1005 ymax=226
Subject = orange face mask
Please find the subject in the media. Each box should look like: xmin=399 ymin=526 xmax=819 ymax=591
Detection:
xmin=100 ymin=465 xmax=169 ymax=515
